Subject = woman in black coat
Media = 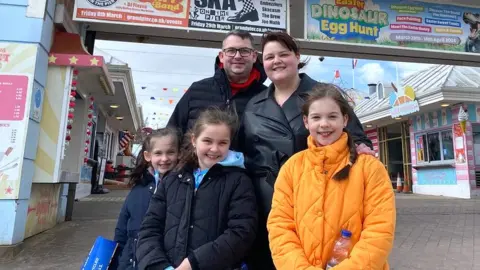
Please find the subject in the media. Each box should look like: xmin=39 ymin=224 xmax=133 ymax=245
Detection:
xmin=240 ymin=31 xmax=374 ymax=269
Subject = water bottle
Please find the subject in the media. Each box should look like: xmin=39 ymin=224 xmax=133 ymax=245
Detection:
xmin=325 ymin=229 xmax=352 ymax=269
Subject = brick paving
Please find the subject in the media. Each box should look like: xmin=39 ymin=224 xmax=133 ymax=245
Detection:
xmin=391 ymin=194 xmax=480 ymax=270
xmin=1 ymin=191 xmax=480 ymax=269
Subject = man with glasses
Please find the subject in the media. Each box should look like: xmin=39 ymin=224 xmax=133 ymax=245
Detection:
xmin=167 ymin=30 xmax=267 ymax=149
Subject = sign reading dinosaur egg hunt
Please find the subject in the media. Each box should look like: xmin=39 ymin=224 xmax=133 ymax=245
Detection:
xmin=306 ymin=0 xmax=480 ymax=54
xmin=73 ymin=0 xmax=287 ymax=34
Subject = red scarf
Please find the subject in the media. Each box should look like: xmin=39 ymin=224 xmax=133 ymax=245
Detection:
xmin=219 ymin=63 xmax=261 ymax=96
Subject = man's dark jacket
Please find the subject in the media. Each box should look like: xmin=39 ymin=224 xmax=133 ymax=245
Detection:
xmin=167 ymin=56 xmax=268 ymax=150
xmin=239 ymin=73 xmax=372 ymax=269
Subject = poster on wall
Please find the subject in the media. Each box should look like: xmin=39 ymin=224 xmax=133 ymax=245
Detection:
xmin=0 ymin=43 xmax=36 ymax=200
xmin=453 ymin=123 xmax=466 ymax=164
xmin=73 ymin=0 xmax=288 ymax=34
xmin=74 ymin=0 xmax=190 ymax=28
xmin=188 ymin=0 xmax=287 ymax=33
xmin=305 ymin=0 xmax=480 ymax=54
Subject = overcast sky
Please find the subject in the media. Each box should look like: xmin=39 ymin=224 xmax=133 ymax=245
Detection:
xmin=94 ymin=40 xmax=434 ymax=128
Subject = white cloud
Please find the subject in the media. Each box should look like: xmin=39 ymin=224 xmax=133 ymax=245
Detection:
xmin=95 ymin=40 xmax=221 ymax=128
xmin=357 ymin=63 xmax=385 ymax=84
xmin=391 ymin=62 xmax=435 ymax=79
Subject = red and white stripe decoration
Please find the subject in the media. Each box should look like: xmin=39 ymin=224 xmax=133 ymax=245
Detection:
xmin=64 ymin=69 xmax=78 ymax=151
xmin=83 ymin=96 xmax=94 ymax=164
xmin=452 ymin=105 xmax=475 ymax=186
xmin=365 ymin=128 xmax=379 ymax=157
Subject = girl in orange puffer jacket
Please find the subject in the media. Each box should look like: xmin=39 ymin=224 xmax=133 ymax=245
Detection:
xmin=267 ymin=83 xmax=396 ymax=270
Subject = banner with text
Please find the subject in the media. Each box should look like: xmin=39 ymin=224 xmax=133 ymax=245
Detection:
xmin=305 ymin=0 xmax=480 ymax=54
xmin=74 ymin=0 xmax=287 ymax=34
xmin=188 ymin=0 xmax=286 ymax=33
xmin=0 ymin=43 xmax=36 ymax=200
xmin=74 ymin=0 xmax=190 ymax=28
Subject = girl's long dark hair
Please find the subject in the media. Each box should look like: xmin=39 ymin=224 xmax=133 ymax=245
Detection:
xmin=129 ymin=127 xmax=180 ymax=186
xmin=176 ymin=107 xmax=238 ymax=170
xmin=301 ymin=83 xmax=358 ymax=181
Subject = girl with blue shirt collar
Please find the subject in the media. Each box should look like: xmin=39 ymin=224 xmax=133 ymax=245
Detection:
xmin=136 ymin=107 xmax=257 ymax=270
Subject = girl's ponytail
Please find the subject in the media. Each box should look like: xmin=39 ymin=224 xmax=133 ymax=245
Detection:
xmin=129 ymin=137 xmax=151 ymax=186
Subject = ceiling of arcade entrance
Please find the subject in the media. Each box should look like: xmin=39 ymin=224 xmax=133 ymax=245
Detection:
xmin=61 ymin=0 xmax=480 ymax=67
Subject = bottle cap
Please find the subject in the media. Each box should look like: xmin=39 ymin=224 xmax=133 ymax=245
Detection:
xmin=341 ymin=229 xmax=352 ymax=238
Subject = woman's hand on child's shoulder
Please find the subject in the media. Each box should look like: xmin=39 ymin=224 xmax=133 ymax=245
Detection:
xmin=356 ymin=143 xmax=376 ymax=157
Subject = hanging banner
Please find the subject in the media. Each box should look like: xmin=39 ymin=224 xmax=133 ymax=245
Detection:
xmin=74 ymin=0 xmax=190 ymax=28
xmin=305 ymin=0 xmax=480 ymax=54
xmin=188 ymin=0 xmax=287 ymax=33
xmin=0 ymin=43 xmax=36 ymax=200
xmin=73 ymin=0 xmax=288 ymax=34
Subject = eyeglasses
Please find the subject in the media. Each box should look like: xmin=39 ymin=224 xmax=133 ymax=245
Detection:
xmin=223 ymin=47 xmax=254 ymax=57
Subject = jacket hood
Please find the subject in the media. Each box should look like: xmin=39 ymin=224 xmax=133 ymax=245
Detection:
xmin=218 ymin=150 xmax=246 ymax=169
xmin=214 ymin=55 xmax=268 ymax=84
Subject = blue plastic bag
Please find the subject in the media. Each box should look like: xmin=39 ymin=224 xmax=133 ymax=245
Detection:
xmin=81 ymin=236 xmax=118 ymax=270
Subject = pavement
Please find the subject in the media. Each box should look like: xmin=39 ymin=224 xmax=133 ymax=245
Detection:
xmin=1 ymin=191 xmax=480 ymax=269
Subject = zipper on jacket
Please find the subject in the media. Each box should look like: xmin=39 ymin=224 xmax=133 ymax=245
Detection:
xmin=183 ymin=177 xmax=194 ymax=258
xmin=132 ymin=238 xmax=137 ymax=267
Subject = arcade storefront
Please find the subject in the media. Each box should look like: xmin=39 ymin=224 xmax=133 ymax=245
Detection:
xmin=356 ymin=65 xmax=480 ymax=199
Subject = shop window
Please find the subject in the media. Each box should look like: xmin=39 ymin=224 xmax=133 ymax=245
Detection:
xmin=428 ymin=132 xmax=441 ymax=161
xmin=441 ymin=131 xmax=454 ymax=160
xmin=105 ymin=132 xmax=111 ymax=159
xmin=89 ymin=121 xmax=97 ymax=159
xmin=415 ymin=130 xmax=454 ymax=163
xmin=415 ymin=134 xmax=426 ymax=162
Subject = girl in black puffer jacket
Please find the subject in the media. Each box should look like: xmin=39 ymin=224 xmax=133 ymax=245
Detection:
xmin=111 ymin=128 xmax=180 ymax=270
xmin=136 ymin=108 xmax=258 ymax=270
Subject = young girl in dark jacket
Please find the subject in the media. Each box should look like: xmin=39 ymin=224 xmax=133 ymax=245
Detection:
xmin=112 ymin=128 xmax=180 ymax=270
xmin=136 ymin=108 xmax=258 ymax=270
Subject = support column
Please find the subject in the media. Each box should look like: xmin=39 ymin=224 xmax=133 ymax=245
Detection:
xmin=0 ymin=0 xmax=55 ymax=247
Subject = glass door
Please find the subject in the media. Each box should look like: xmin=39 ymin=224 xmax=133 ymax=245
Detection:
xmin=378 ymin=122 xmax=411 ymax=190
